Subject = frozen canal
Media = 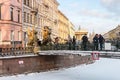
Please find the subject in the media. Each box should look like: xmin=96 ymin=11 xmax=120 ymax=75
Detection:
xmin=1 ymin=58 xmax=120 ymax=80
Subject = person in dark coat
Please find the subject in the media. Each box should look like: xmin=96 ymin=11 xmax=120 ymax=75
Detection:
xmin=98 ymin=34 xmax=105 ymax=50
xmin=54 ymin=37 xmax=59 ymax=50
xmin=72 ymin=36 xmax=76 ymax=50
xmin=68 ymin=35 xmax=72 ymax=50
xmin=82 ymin=34 xmax=88 ymax=50
xmin=93 ymin=34 xmax=99 ymax=50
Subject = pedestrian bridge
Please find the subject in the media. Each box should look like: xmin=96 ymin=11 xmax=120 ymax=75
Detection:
xmin=0 ymin=48 xmax=119 ymax=59
xmin=39 ymin=50 xmax=120 ymax=59
xmin=39 ymin=50 xmax=120 ymax=55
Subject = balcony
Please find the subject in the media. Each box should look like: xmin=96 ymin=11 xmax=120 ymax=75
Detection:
xmin=31 ymin=7 xmax=38 ymax=15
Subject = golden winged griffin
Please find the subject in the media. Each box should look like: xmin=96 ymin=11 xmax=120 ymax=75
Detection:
xmin=27 ymin=26 xmax=52 ymax=54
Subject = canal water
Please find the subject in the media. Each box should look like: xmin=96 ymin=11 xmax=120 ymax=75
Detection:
xmin=0 ymin=58 xmax=120 ymax=80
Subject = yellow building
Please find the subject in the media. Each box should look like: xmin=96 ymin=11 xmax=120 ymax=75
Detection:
xmin=22 ymin=0 xmax=75 ymax=45
xmin=23 ymin=0 xmax=59 ymax=40
xmin=75 ymin=27 xmax=88 ymax=41
xmin=103 ymin=25 xmax=120 ymax=41
xmin=35 ymin=0 xmax=59 ymax=40
xmin=58 ymin=10 xmax=69 ymax=43
xmin=69 ymin=21 xmax=75 ymax=38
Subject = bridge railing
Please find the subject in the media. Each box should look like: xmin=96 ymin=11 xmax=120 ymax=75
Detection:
xmin=0 ymin=47 xmax=33 ymax=57
xmin=0 ymin=43 xmax=120 ymax=57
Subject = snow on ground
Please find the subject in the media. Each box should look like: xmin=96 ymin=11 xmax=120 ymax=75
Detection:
xmin=0 ymin=58 xmax=120 ymax=80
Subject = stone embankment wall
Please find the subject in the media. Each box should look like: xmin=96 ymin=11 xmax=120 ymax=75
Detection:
xmin=0 ymin=54 xmax=93 ymax=75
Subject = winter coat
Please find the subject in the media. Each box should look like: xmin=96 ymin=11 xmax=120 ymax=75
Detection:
xmin=82 ymin=36 xmax=88 ymax=43
xmin=93 ymin=36 xmax=99 ymax=43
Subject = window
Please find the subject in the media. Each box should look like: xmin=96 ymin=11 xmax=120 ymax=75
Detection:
xmin=0 ymin=5 xmax=1 ymax=20
xmin=24 ymin=0 xmax=26 ymax=5
xmin=24 ymin=32 xmax=26 ymax=41
xmin=18 ymin=31 xmax=21 ymax=41
xmin=11 ymin=30 xmax=14 ymax=41
xmin=27 ymin=13 xmax=29 ymax=23
xmin=30 ymin=14 xmax=32 ymax=24
xmin=24 ymin=12 xmax=26 ymax=22
xmin=27 ymin=0 xmax=29 ymax=6
xmin=10 ymin=7 xmax=13 ymax=21
xmin=38 ymin=18 xmax=40 ymax=26
xmin=18 ymin=10 xmax=20 ymax=23
xmin=24 ymin=32 xmax=27 ymax=47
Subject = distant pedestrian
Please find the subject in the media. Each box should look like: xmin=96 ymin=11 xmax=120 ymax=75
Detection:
xmin=72 ymin=36 xmax=76 ymax=50
xmin=93 ymin=34 xmax=99 ymax=50
xmin=82 ymin=34 xmax=88 ymax=50
xmin=98 ymin=34 xmax=105 ymax=50
xmin=54 ymin=37 xmax=59 ymax=50
xmin=115 ymin=38 xmax=120 ymax=51
xmin=68 ymin=35 xmax=72 ymax=50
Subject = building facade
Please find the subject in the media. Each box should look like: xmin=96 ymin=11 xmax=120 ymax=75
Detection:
xmin=0 ymin=0 xmax=22 ymax=47
xmin=103 ymin=25 xmax=120 ymax=41
xmin=22 ymin=0 xmax=59 ymax=46
xmin=23 ymin=0 xmax=59 ymax=45
xmin=115 ymin=25 xmax=120 ymax=39
xmin=40 ymin=0 xmax=59 ymax=40
xmin=36 ymin=0 xmax=59 ymax=39
xmin=58 ymin=10 xmax=69 ymax=43
xmin=0 ymin=0 xmax=75 ymax=47
xmin=75 ymin=27 xmax=88 ymax=42
xmin=22 ymin=0 xmax=35 ymax=46
xmin=69 ymin=21 xmax=75 ymax=38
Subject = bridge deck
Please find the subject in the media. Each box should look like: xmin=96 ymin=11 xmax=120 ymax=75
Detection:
xmin=39 ymin=50 xmax=120 ymax=55
xmin=39 ymin=50 xmax=120 ymax=59
xmin=0 ymin=50 xmax=120 ymax=59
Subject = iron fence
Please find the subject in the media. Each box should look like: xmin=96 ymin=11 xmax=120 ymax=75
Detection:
xmin=0 ymin=42 xmax=120 ymax=57
xmin=0 ymin=47 xmax=33 ymax=57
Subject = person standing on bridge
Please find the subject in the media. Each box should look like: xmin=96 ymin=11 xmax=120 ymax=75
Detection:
xmin=82 ymin=34 xmax=88 ymax=50
xmin=54 ymin=37 xmax=59 ymax=50
xmin=93 ymin=34 xmax=99 ymax=50
xmin=98 ymin=34 xmax=105 ymax=50
xmin=68 ymin=35 xmax=72 ymax=50
xmin=72 ymin=36 xmax=76 ymax=50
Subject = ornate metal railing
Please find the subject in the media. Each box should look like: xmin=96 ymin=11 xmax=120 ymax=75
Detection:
xmin=0 ymin=42 xmax=120 ymax=57
xmin=0 ymin=47 xmax=33 ymax=57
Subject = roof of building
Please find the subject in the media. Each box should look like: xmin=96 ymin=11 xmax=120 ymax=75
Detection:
xmin=76 ymin=27 xmax=88 ymax=33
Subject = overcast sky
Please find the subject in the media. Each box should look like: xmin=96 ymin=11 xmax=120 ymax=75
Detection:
xmin=57 ymin=0 xmax=120 ymax=34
